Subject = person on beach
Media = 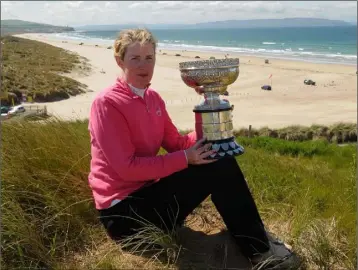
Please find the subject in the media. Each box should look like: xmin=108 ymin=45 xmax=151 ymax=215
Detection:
xmin=88 ymin=28 xmax=298 ymax=269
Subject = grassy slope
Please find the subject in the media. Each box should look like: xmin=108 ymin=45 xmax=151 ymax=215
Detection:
xmin=1 ymin=36 xmax=89 ymax=102
xmin=1 ymin=119 xmax=356 ymax=269
xmin=1 ymin=19 xmax=74 ymax=35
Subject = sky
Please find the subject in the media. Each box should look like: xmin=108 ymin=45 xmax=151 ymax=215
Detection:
xmin=1 ymin=1 xmax=357 ymax=27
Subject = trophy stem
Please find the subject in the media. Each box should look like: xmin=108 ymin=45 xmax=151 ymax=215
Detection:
xmin=203 ymin=92 xmax=220 ymax=109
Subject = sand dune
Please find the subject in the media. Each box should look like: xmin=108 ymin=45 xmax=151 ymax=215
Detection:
xmin=15 ymin=33 xmax=357 ymax=130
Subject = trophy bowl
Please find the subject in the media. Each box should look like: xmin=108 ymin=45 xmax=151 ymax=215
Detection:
xmin=179 ymin=58 xmax=244 ymax=160
xmin=179 ymin=58 xmax=240 ymax=95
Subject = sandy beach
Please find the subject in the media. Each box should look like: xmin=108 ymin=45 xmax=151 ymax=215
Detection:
xmin=15 ymin=33 xmax=357 ymax=130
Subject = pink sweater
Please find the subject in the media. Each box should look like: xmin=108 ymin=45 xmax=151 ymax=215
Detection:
xmin=88 ymin=78 xmax=197 ymax=209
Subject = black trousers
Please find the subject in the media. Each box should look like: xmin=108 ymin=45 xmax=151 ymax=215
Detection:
xmin=98 ymin=157 xmax=270 ymax=257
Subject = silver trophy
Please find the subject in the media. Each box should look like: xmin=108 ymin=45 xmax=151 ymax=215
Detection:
xmin=179 ymin=58 xmax=244 ymax=159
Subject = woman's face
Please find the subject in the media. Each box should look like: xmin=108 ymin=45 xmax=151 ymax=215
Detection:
xmin=116 ymin=42 xmax=155 ymax=88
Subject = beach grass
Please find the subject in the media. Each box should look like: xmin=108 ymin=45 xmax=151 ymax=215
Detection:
xmin=233 ymin=123 xmax=357 ymax=143
xmin=1 ymin=36 xmax=90 ymax=102
xmin=1 ymin=118 xmax=356 ymax=269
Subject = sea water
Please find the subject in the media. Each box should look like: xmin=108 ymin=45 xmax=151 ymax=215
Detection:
xmin=48 ymin=26 xmax=357 ymax=65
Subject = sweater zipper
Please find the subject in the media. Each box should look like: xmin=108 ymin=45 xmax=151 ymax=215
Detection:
xmin=142 ymin=96 xmax=149 ymax=113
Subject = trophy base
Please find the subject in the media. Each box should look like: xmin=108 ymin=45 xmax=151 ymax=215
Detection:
xmin=204 ymin=137 xmax=244 ymax=160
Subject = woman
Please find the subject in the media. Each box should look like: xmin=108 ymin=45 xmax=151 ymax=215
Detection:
xmin=88 ymin=28 xmax=297 ymax=268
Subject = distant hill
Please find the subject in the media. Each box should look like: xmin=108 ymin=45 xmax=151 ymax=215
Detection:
xmin=192 ymin=18 xmax=353 ymax=29
xmin=75 ymin=18 xmax=354 ymax=31
xmin=1 ymin=20 xmax=75 ymax=35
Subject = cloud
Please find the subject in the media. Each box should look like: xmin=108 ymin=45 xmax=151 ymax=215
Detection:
xmin=1 ymin=1 xmax=356 ymax=26
xmin=65 ymin=1 xmax=84 ymax=9
xmin=1 ymin=1 xmax=12 ymax=7
xmin=105 ymin=2 xmax=117 ymax=9
xmin=155 ymin=1 xmax=187 ymax=10
xmin=128 ymin=2 xmax=153 ymax=9
xmin=208 ymin=1 xmax=223 ymax=6
xmin=191 ymin=1 xmax=286 ymax=14
xmin=129 ymin=1 xmax=187 ymax=11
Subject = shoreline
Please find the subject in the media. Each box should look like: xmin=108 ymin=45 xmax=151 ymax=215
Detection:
xmin=162 ymin=48 xmax=357 ymax=67
xmin=35 ymin=32 xmax=357 ymax=67
xmin=12 ymin=33 xmax=358 ymax=130
xmin=17 ymin=33 xmax=356 ymax=72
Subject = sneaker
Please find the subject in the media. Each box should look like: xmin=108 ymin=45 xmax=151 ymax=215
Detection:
xmin=250 ymin=232 xmax=300 ymax=269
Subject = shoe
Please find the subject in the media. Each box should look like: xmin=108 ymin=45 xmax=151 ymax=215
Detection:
xmin=250 ymin=232 xmax=300 ymax=269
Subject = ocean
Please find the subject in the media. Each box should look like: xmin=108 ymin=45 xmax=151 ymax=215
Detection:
xmin=49 ymin=26 xmax=357 ymax=65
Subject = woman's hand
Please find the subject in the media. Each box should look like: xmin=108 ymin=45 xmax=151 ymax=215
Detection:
xmin=184 ymin=137 xmax=218 ymax=165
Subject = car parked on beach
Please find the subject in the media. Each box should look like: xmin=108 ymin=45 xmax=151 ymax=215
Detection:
xmin=1 ymin=106 xmax=10 ymax=114
xmin=8 ymin=105 xmax=26 ymax=115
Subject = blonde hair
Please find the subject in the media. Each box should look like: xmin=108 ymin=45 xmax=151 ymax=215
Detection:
xmin=114 ymin=28 xmax=157 ymax=60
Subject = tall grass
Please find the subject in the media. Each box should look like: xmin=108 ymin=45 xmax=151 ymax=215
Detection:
xmin=1 ymin=118 xmax=96 ymax=269
xmin=1 ymin=118 xmax=356 ymax=269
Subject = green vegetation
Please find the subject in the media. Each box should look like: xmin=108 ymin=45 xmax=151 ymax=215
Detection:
xmin=1 ymin=36 xmax=89 ymax=104
xmin=234 ymin=123 xmax=357 ymax=143
xmin=1 ymin=20 xmax=74 ymax=35
xmin=1 ymin=119 xmax=356 ymax=269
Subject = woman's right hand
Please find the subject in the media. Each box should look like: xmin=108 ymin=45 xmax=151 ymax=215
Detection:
xmin=184 ymin=137 xmax=218 ymax=165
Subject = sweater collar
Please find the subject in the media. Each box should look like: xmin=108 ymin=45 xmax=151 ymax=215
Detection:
xmin=115 ymin=77 xmax=151 ymax=99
